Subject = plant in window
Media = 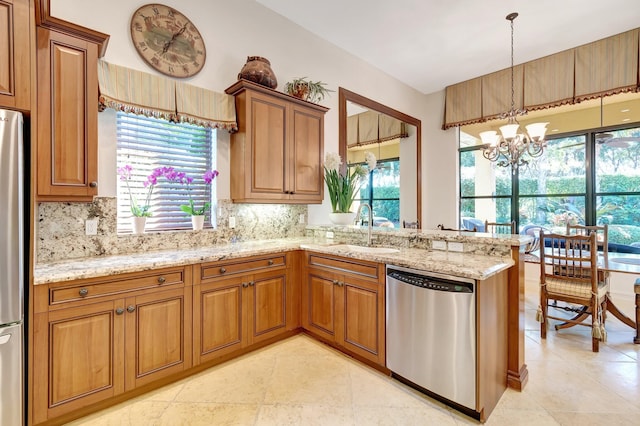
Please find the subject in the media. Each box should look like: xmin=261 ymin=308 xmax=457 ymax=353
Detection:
xmin=324 ymin=152 xmax=376 ymax=213
xmin=117 ymin=165 xmax=166 ymax=217
xmin=173 ymin=169 xmax=219 ymax=216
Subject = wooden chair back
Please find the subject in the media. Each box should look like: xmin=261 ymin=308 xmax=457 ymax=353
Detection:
xmin=484 ymin=220 xmax=516 ymax=234
xmin=566 ymin=223 xmax=608 ymax=263
xmin=402 ymin=220 xmax=420 ymax=229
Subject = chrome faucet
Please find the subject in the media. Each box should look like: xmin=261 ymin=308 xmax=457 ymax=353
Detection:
xmin=354 ymin=203 xmax=373 ymax=246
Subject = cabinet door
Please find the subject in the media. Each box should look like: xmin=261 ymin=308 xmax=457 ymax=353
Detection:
xmin=0 ymin=0 xmax=30 ymax=110
xmin=194 ymin=277 xmax=245 ymax=364
xmin=124 ymin=287 xmax=192 ymax=389
xmin=248 ymin=269 xmax=287 ymax=345
xmin=36 ymin=27 xmax=98 ymax=201
xmin=303 ymin=268 xmax=340 ymax=342
xmin=341 ymin=276 xmax=385 ymax=364
xmin=288 ymin=105 xmax=323 ymax=201
xmin=245 ymin=91 xmax=288 ymax=199
xmin=33 ymin=299 xmax=125 ymax=424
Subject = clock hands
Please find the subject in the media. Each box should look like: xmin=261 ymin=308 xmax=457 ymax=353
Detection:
xmin=162 ymin=23 xmax=188 ymax=54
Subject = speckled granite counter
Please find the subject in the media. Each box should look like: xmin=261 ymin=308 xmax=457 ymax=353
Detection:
xmin=34 ymin=237 xmax=514 ymax=285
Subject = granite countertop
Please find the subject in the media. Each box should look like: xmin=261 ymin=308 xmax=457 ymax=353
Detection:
xmin=34 ymin=237 xmax=515 ymax=285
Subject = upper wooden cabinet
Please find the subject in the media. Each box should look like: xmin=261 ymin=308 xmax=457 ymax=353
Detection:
xmin=0 ymin=0 xmax=32 ymax=111
xmin=226 ymin=80 xmax=328 ymax=204
xmin=36 ymin=27 xmax=100 ymax=201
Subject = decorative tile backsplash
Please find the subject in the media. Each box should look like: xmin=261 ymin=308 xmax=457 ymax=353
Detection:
xmin=37 ymin=197 xmax=307 ymax=263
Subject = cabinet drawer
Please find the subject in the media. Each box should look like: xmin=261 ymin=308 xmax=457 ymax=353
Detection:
xmin=200 ymin=255 xmax=286 ymax=280
xmin=49 ymin=268 xmax=186 ymax=305
xmin=307 ymin=253 xmax=380 ymax=281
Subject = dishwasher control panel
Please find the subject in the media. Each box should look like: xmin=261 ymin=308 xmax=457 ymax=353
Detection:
xmin=387 ymin=268 xmax=473 ymax=293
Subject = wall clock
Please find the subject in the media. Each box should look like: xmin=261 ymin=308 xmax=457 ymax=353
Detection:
xmin=130 ymin=3 xmax=206 ymax=78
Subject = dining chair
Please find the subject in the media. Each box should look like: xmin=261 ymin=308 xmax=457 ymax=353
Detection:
xmin=484 ymin=220 xmax=516 ymax=234
xmin=402 ymin=220 xmax=420 ymax=229
xmin=538 ymin=231 xmax=608 ymax=352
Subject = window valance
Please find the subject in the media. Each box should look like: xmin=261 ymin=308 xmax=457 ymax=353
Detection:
xmin=98 ymin=60 xmax=237 ymax=131
xmin=347 ymin=110 xmax=408 ymax=147
xmin=443 ymin=27 xmax=640 ymax=130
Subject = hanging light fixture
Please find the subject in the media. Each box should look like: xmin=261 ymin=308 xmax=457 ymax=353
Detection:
xmin=480 ymin=12 xmax=548 ymax=173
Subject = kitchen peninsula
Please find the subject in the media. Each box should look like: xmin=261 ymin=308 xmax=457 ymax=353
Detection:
xmin=32 ymin=228 xmax=530 ymax=424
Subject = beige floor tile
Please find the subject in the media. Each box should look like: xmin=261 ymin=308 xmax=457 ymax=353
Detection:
xmin=263 ymin=350 xmax=352 ymax=406
xmin=549 ymin=411 xmax=640 ymax=426
xmin=485 ymin=408 xmax=561 ymax=426
xmin=354 ymin=405 xmax=459 ymax=425
xmin=157 ymin=402 xmax=259 ymax=426
xmin=65 ymin=401 xmax=170 ymax=426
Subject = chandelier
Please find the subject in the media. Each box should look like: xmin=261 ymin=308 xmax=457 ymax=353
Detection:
xmin=480 ymin=13 xmax=548 ymax=173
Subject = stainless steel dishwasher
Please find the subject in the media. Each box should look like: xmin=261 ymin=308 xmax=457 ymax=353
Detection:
xmin=386 ymin=265 xmax=476 ymax=412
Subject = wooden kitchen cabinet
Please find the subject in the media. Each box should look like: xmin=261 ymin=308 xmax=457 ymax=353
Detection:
xmin=193 ymin=253 xmax=295 ymax=365
xmin=32 ymin=266 xmax=192 ymax=424
xmin=226 ymin=79 xmax=328 ymax=204
xmin=35 ymin=26 xmax=103 ymax=201
xmin=303 ymin=252 xmax=385 ymax=366
xmin=0 ymin=0 xmax=32 ymax=111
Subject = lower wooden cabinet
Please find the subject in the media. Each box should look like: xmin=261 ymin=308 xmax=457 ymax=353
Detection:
xmin=303 ymin=253 xmax=385 ymax=366
xmin=193 ymin=254 xmax=294 ymax=365
xmin=32 ymin=267 xmax=192 ymax=424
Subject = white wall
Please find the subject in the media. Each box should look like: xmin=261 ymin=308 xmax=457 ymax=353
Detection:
xmin=51 ymin=0 xmax=458 ymax=228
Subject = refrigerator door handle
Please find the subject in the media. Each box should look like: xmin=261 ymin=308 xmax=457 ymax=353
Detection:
xmin=0 ymin=334 xmax=11 ymax=344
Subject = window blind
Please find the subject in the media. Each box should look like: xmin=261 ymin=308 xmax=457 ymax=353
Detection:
xmin=116 ymin=112 xmax=215 ymax=232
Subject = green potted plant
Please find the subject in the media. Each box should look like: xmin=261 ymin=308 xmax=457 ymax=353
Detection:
xmin=284 ymin=77 xmax=334 ymax=103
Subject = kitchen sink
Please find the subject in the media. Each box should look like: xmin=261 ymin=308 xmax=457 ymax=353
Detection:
xmin=331 ymin=244 xmax=400 ymax=254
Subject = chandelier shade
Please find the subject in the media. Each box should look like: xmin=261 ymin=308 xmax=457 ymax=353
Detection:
xmin=481 ymin=12 xmax=548 ymax=173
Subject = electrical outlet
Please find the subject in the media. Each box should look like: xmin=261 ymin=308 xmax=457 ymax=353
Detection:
xmin=326 ymin=231 xmax=334 ymax=239
xmin=85 ymin=218 xmax=98 ymax=235
xmin=432 ymin=240 xmax=447 ymax=250
xmin=299 ymin=213 xmax=305 ymax=224
xmin=448 ymin=242 xmax=464 ymax=252
xmin=228 ymin=216 xmax=236 ymax=229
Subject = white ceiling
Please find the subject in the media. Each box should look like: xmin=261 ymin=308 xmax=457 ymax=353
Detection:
xmin=257 ymin=0 xmax=640 ymax=95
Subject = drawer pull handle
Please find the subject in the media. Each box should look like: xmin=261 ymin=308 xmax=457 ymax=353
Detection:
xmin=115 ymin=307 xmax=124 ymax=315
xmin=127 ymin=305 xmax=136 ymax=313
xmin=89 ymin=181 xmax=98 ymax=188
xmin=78 ymin=288 xmax=89 ymax=297
xmin=157 ymin=276 xmax=166 ymax=284
xmin=220 ymin=267 xmax=227 ymax=274
xmin=242 ymin=282 xmax=248 ymax=288
xmin=268 ymin=260 xmax=274 ymax=266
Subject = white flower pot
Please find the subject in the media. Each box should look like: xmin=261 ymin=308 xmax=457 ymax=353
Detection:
xmin=191 ymin=215 xmax=205 ymax=231
xmin=132 ymin=216 xmax=147 ymax=234
xmin=329 ymin=212 xmax=356 ymax=225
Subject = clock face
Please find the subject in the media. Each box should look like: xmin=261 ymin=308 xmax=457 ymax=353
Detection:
xmin=130 ymin=4 xmax=206 ymax=78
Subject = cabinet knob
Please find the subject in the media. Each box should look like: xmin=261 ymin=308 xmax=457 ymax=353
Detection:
xmin=339 ymin=281 xmax=344 ymax=287
xmin=249 ymin=281 xmax=255 ymax=287
xmin=89 ymin=181 xmax=98 ymax=188
xmin=332 ymin=279 xmax=339 ymax=286
xmin=78 ymin=288 xmax=89 ymax=297
xmin=220 ymin=267 xmax=227 ymax=274
xmin=115 ymin=307 xmax=124 ymax=315
xmin=157 ymin=276 xmax=166 ymax=284
xmin=127 ymin=305 xmax=136 ymax=313
xmin=268 ymin=259 xmax=274 ymax=266
xmin=242 ymin=282 xmax=248 ymax=288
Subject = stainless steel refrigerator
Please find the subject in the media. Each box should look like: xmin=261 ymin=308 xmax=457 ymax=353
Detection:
xmin=0 ymin=109 xmax=24 ymax=426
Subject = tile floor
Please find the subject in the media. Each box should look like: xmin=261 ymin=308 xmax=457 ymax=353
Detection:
xmin=67 ymin=280 xmax=640 ymax=425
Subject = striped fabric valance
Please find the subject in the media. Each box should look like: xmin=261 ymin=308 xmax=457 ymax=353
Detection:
xmin=347 ymin=110 xmax=408 ymax=147
xmin=98 ymin=59 xmax=176 ymax=120
xmin=175 ymin=82 xmax=237 ymax=131
xmin=98 ymin=60 xmax=237 ymax=131
xmin=443 ymin=27 xmax=640 ymax=130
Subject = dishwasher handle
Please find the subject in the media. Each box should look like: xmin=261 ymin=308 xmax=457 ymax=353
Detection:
xmin=386 ymin=268 xmax=474 ymax=293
